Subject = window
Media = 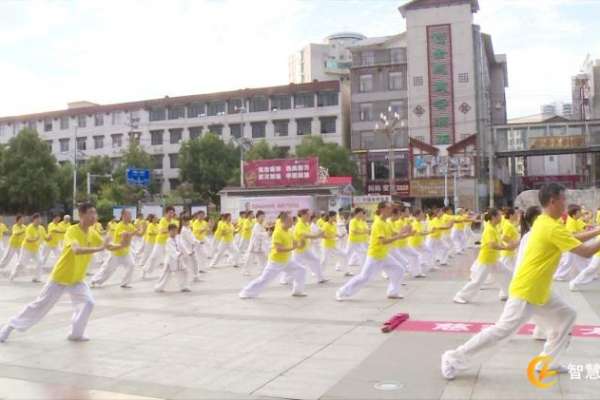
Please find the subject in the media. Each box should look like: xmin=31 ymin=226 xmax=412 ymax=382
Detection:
xmin=128 ymin=131 xmax=141 ymax=145
xmin=229 ymin=124 xmax=242 ymax=139
xmin=149 ymin=107 xmax=166 ymax=121
xmin=169 ymin=128 xmax=182 ymax=144
xmin=359 ymin=103 xmax=373 ymax=121
xmin=187 ymin=103 xmax=205 ymax=118
xmin=359 ymin=75 xmax=373 ymax=92
xmin=59 ymin=138 xmax=70 ymax=152
xmin=320 ymin=117 xmax=336 ymax=134
xmin=361 ymin=51 xmax=375 ymax=66
xmin=111 ymin=111 xmax=122 ymax=125
xmin=93 ymin=135 xmax=104 ymax=149
xmin=548 ymin=156 xmax=555 ymax=162
xmin=94 ymin=114 xmax=104 ymax=126
xmin=169 ymin=179 xmax=181 ymax=190
xmin=458 ymin=73 xmax=469 ymax=83
xmin=27 ymin=120 xmax=36 ymax=130
xmin=60 ymin=116 xmax=69 ymax=130
xmin=45 ymin=140 xmax=53 ymax=150
xmin=111 ymin=133 xmax=123 ymax=148
xmin=249 ymin=96 xmax=268 ymax=112
xmin=110 ymin=157 xmax=121 ymax=171
xmin=208 ymin=124 xmax=223 ymax=136
xmin=168 ymin=106 xmax=186 ymax=120
xmin=389 ymin=101 xmax=405 ymax=117
xmin=297 ymin=118 xmax=312 ymax=135
xmin=44 ymin=119 xmax=53 ymax=132
xmin=433 ymin=134 xmax=450 ymax=145
xmin=251 ymin=122 xmax=266 ymax=138
xmin=152 ymin=154 xmax=163 ymax=170
xmin=169 ymin=153 xmax=179 ymax=169
xmin=294 ymin=93 xmax=314 ymax=108
xmin=189 ymin=126 xmax=203 ymax=140
xmin=76 ymin=137 xmax=87 ymax=151
xmin=273 ymin=120 xmax=289 ymax=136
xmin=317 ymin=92 xmax=339 ymax=107
xmin=413 ymin=76 xmax=424 ymax=87
xmin=150 ymin=130 xmax=164 ymax=145
xmin=229 ymin=99 xmax=244 ymax=113
xmin=77 ymin=115 xmax=86 ymax=128
xmin=389 ymin=72 xmax=406 ymax=90
xmin=207 ymin=101 xmax=225 ymax=116
xmin=271 ymin=95 xmax=291 ymax=110
xmin=391 ymin=48 xmax=405 ymax=63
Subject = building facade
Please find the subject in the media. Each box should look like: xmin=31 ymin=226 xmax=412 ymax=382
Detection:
xmin=349 ymin=0 xmax=508 ymax=209
xmin=572 ymin=55 xmax=600 ymax=121
xmin=289 ymin=32 xmax=366 ymax=84
xmin=0 ymin=81 xmax=348 ymax=193
xmin=541 ymin=101 xmax=573 ymax=119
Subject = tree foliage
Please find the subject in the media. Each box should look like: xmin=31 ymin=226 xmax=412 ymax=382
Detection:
xmin=295 ymin=136 xmax=360 ymax=186
xmin=244 ymin=140 xmax=289 ymax=161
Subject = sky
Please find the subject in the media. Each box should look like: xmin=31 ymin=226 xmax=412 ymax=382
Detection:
xmin=1 ymin=0 xmax=599 ymax=119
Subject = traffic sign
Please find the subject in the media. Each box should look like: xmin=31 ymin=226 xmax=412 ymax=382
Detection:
xmin=126 ymin=168 xmax=151 ymax=186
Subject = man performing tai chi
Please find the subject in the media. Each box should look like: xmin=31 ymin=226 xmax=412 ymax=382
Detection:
xmin=441 ymin=183 xmax=600 ymax=379
xmin=0 ymin=203 xmax=131 ymax=343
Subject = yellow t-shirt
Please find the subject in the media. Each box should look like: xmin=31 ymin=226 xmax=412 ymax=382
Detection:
xmin=46 ymin=222 xmax=62 ymax=248
xmin=321 ymin=221 xmax=337 ymax=249
xmin=293 ymin=219 xmax=311 ymax=254
xmin=441 ymin=214 xmax=453 ymax=236
xmin=156 ymin=217 xmax=178 ymax=245
xmin=216 ymin=221 xmax=234 ymax=243
xmin=316 ymin=218 xmax=326 ymax=230
xmin=134 ymin=219 xmax=146 ymax=234
xmin=409 ymin=220 xmax=425 ymax=247
xmin=92 ymin=222 xmax=105 ymax=235
xmin=22 ymin=224 xmax=46 ymax=253
xmin=510 ymin=214 xmax=581 ymax=305
xmin=242 ymin=218 xmax=255 ymax=241
xmin=565 ymin=216 xmax=583 ymax=234
xmin=596 ymin=211 xmax=600 ymax=225
xmin=235 ymin=217 xmax=246 ymax=234
xmin=269 ymin=227 xmax=293 ymax=264
xmin=112 ymin=221 xmax=136 ymax=256
xmin=428 ymin=217 xmax=443 ymax=239
xmin=478 ymin=223 xmax=501 ymax=265
xmin=144 ymin=222 xmax=158 ymax=243
xmin=0 ymin=223 xmax=8 ymax=238
xmin=107 ymin=221 xmax=118 ymax=235
xmin=454 ymin=215 xmax=465 ymax=230
xmin=8 ymin=223 xmax=26 ymax=248
xmin=367 ymin=216 xmax=391 ymax=260
xmin=192 ymin=219 xmax=208 ymax=241
xmin=57 ymin=221 xmax=71 ymax=241
xmin=500 ymin=219 xmax=519 ymax=258
xmin=392 ymin=218 xmax=408 ymax=248
xmin=50 ymin=225 xmax=104 ymax=285
xmin=348 ymin=218 xmax=367 ymax=243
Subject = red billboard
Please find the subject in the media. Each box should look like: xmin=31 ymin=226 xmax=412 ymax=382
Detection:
xmin=244 ymin=157 xmax=319 ymax=187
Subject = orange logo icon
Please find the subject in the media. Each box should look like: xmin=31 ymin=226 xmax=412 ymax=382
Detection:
xmin=527 ymin=355 xmax=557 ymax=389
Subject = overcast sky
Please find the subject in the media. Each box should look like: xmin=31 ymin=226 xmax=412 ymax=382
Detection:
xmin=1 ymin=0 xmax=599 ymax=118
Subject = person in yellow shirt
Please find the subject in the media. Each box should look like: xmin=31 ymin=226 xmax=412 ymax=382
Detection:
xmin=131 ymin=213 xmax=146 ymax=257
xmin=290 ymin=209 xmax=326 ymax=283
xmin=138 ymin=214 xmax=158 ymax=267
xmin=9 ymin=214 xmax=47 ymax=283
xmin=0 ymin=215 xmax=27 ymax=274
xmin=425 ymin=209 xmax=451 ymax=266
xmin=345 ymin=208 xmax=369 ymax=268
xmin=191 ymin=211 xmax=211 ymax=274
xmin=239 ymin=212 xmax=306 ymax=299
xmin=499 ymin=208 xmax=520 ymax=274
xmin=239 ymin=211 xmax=255 ymax=254
xmin=233 ymin=211 xmax=247 ymax=249
xmin=453 ymin=208 xmax=517 ymax=304
xmin=408 ymin=209 xmax=433 ymax=272
xmin=91 ymin=210 xmax=143 ymax=289
xmin=554 ymin=204 xmax=589 ymax=281
xmin=0 ymin=202 xmax=130 ymax=343
xmin=143 ymin=206 xmax=178 ymax=278
xmin=442 ymin=184 xmax=600 ymax=380
xmin=337 ymin=201 xmax=411 ymax=301
xmin=0 ymin=216 xmax=8 ymax=253
xmin=320 ymin=211 xmax=350 ymax=276
xmin=440 ymin=207 xmax=456 ymax=255
xmin=41 ymin=215 xmax=63 ymax=270
xmin=389 ymin=206 xmax=422 ymax=278
xmin=209 ymin=213 xmax=240 ymax=269
xmin=57 ymin=215 xmax=72 ymax=249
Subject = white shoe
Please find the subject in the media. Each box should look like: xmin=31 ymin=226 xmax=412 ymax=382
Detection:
xmin=569 ymin=281 xmax=579 ymax=292
xmin=67 ymin=335 xmax=90 ymax=342
xmin=453 ymin=296 xmax=468 ymax=304
xmin=499 ymin=295 xmax=508 ymax=302
xmin=441 ymin=351 xmax=458 ymax=380
xmin=0 ymin=325 xmax=14 ymax=343
xmin=292 ymin=292 xmax=307 ymax=297
xmin=335 ymin=291 xmax=347 ymax=301
xmin=239 ymin=292 xmax=252 ymax=299
xmin=387 ymin=294 xmax=404 ymax=299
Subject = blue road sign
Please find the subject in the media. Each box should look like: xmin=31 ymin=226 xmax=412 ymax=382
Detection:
xmin=126 ymin=168 xmax=151 ymax=186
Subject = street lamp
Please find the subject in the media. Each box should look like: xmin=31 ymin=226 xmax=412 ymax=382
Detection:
xmin=374 ymin=106 xmax=406 ymax=196
xmin=440 ymin=156 xmax=460 ymax=210
xmin=234 ymin=106 xmax=249 ymax=188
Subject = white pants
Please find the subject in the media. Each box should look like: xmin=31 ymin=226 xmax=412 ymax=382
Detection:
xmin=554 ymin=252 xmax=588 ymax=281
xmin=11 ymin=249 xmax=42 ymax=281
xmin=0 ymin=247 xmax=19 ymax=270
xmin=138 ymin=242 xmax=155 ymax=267
xmin=448 ymin=293 xmax=576 ymax=371
xmin=412 ymin=244 xmax=434 ymax=272
xmin=346 ymin=242 xmax=367 ymax=267
xmin=242 ymin=251 xmax=267 ymax=275
xmin=155 ymin=264 xmax=191 ymax=291
xmin=500 ymin=255 xmax=517 ymax=273
xmin=40 ymin=246 xmax=61 ymax=270
xmin=337 ymin=256 xmax=404 ymax=299
xmin=240 ymin=260 xmax=306 ymax=298
xmin=238 ymin=238 xmax=250 ymax=254
xmin=425 ymin=237 xmax=450 ymax=265
xmin=193 ymin=241 xmax=210 ymax=273
xmin=293 ymin=250 xmax=325 ymax=282
xmin=570 ymin=255 xmax=600 ymax=287
xmin=451 ymin=228 xmax=466 ymax=254
xmin=6 ymin=281 xmax=95 ymax=338
xmin=143 ymin=244 xmax=165 ymax=275
xmin=321 ymin=247 xmax=348 ymax=273
xmin=209 ymin=241 xmax=240 ymax=268
xmin=442 ymin=235 xmax=455 ymax=256
xmin=91 ymin=253 xmax=135 ymax=286
xmin=456 ymin=261 xmax=511 ymax=301
xmin=395 ymin=247 xmax=423 ymax=277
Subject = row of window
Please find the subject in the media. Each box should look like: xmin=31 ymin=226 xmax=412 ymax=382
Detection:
xmin=358 ymin=102 xmax=405 ymax=122
xmin=358 ymin=71 xmax=407 ymax=92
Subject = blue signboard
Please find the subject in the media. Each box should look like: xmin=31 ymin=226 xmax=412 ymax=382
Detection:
xmin=126 ymin=168 xmax=151 ymax=186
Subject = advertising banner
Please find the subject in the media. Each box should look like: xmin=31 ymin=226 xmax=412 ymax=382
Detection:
xmin=244 ymin=157 xmax=319 ymax=187
xmin=239 ymin=196 xmax=314 ymax=222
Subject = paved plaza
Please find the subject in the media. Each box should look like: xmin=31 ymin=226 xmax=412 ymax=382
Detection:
xmin=1 ymin=247 xmax=600 ymax=400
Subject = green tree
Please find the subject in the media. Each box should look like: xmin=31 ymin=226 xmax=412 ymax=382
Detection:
xmin=0 ymin=128 xmax=59 ymax=213
xmin=179 ymin=133 xmax=239 ymax=204
xmin=56 ymin=161 xmax=75 ymax=212
xmin=295 ymin=136 xmax=361 ymax=188
xmin=244 ymin=140 xmax=289 ymax=161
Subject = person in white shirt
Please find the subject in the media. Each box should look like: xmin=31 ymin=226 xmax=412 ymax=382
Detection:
xmin=179 ymin=215 xmax=200 ymax=281
xmin=154 ymin=224 xmax=192 ymax=293
xmin=242 ymin=211 xmax=269 ymax=276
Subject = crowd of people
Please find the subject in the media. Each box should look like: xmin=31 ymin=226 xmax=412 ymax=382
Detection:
xmin=0 ymin=183 xmax=599 ymax=381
